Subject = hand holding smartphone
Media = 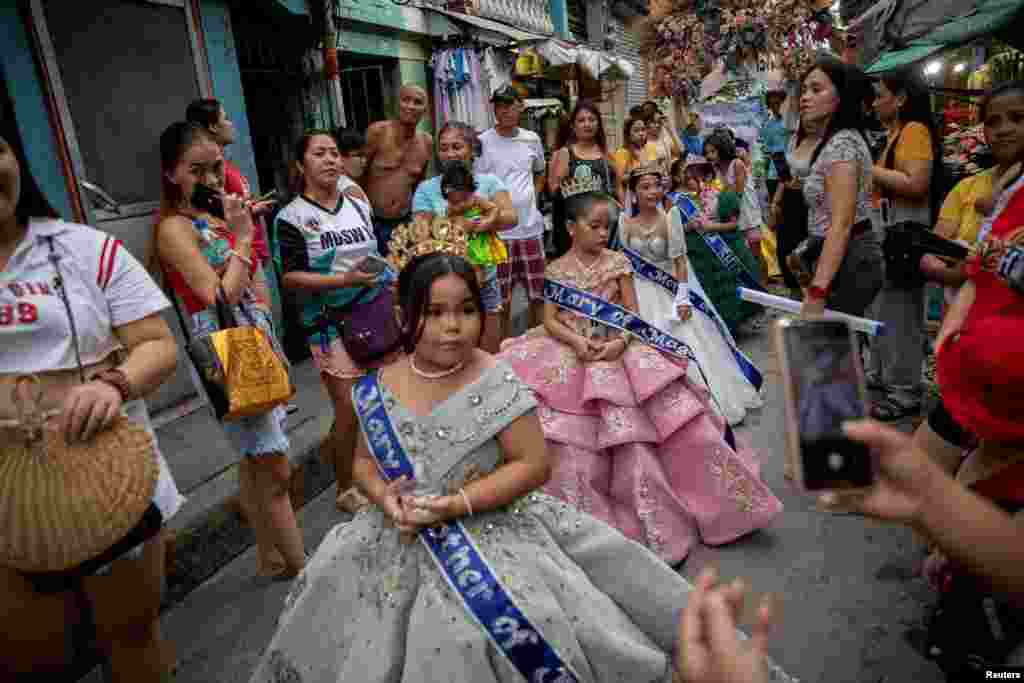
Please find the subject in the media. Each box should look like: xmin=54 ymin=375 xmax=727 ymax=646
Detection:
xmin=354 ymin=255 xmax=389 ymax=275
xmin=191 ymin=183 xmax=225 ymax=219
xmin=775 ymin=318 xmax=874 ymax=492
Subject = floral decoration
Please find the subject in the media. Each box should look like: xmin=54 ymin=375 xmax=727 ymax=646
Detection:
xmin=648 ymin=0 xmax=835 ymax=102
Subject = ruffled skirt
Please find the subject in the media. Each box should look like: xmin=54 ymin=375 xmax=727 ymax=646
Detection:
xmin=499 ymin=333 xmax=781 ymax=564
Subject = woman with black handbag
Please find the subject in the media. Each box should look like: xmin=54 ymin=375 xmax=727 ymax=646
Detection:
xmin=274 ymin=130 xmax=402 ymax=515
xmin=868 ymin=69 xmax=939 ymax=422
xmin=155 ymin=122 xmax=306 ymax=581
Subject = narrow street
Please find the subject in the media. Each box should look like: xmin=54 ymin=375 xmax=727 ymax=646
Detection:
xmin=152 ymin=319 xmax=943 ymax=683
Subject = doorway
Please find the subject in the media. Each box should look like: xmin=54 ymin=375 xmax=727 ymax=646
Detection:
xmin=27 ymin=0 xmax=210 ymax=413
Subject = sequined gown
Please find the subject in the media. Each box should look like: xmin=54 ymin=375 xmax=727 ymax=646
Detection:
xmin=498 ymin=251 xmax=781 ymax=565
xmin=248 ymin=361 xmax=794 ymax=683
xmin=619 ymin=209 xmax=763 ymax=426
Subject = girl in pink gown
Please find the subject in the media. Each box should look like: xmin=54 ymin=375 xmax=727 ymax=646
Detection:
xmin=499 ymin=187 xmax=781 ymax=565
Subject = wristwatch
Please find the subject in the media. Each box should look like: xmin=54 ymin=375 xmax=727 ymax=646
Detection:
xmin=93 ymin=368 xmax=132 ymax=402
xmin=807 ymin=284 xmax=830 ymax=301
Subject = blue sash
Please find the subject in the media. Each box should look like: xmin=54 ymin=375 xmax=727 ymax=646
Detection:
xmin=674 ymin=192 xmax=764 ymax=293
xmin=621 ymin=246 xmax=763 ymax=391
xmin=699 ymin=231 xmax=764 ymax=292
xmin=352 ymin=375 xmax=580 ymax=683
xmin=543 ymin=279 xmax=695 ymax=362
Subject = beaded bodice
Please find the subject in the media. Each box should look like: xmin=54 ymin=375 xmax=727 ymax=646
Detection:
xmin=375 ymin=360 xmax=537 ymax=497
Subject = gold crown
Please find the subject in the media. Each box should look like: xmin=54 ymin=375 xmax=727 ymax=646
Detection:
xmin=386 ymin=215 xmax=471 ymax=274
xmin=560 ymin=174 xmax=606 ymax=199
xmin=628 ymin=160 xmax=667 ymax=181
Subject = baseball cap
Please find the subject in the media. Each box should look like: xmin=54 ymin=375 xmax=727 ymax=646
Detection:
xmin=491 ymin=84 xmax=522 ymax=104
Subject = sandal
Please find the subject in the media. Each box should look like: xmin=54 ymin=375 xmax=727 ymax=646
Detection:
xmin=870 ymin=396 xmax=921 ymax=422
xmin=336 ymin=487 xmax=369 ymax=514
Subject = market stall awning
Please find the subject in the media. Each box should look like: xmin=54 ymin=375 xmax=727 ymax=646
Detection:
xmin=864 ymin=42 xmax=946 ymax=74
xmin=858 ymin=0 xmax=1024 ymax=73
xmin=534 ymin=39 xmax=635 ymax=80
xmin=425 ymin=7 xmax=550 ymax=44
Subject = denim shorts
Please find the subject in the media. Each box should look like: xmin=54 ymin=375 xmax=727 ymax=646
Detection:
xmin=480 ymin=265 xmax=503 ymax=314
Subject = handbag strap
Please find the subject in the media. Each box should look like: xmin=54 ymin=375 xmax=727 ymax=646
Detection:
xmin=881 ymin=125 xmax=904 ymax=206
xmin=44 ymin=236 xmax=86 ymax=384
xmin=165 ymin=278 xmax=193 ymax=344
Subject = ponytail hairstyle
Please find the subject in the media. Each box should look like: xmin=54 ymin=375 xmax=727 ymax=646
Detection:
xmin=159 ymin=121 xmax=218 ymax=218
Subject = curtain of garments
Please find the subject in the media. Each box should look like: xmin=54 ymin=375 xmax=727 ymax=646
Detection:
xmin=431 ymin=45 xmax=496 ymax=132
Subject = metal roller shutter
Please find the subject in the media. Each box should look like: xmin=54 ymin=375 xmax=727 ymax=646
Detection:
xmin=614 ymin=17 xmax=648 ymax=111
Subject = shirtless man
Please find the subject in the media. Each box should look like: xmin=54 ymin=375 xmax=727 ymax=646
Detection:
xmin=361 ymin=84 xmax=433 ymax=255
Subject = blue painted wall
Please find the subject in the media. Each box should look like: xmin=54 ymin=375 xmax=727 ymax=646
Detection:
xmin=198 ymin=0 xmax=261 ymax=195
xmin=0 ymin=1 xmax=73 ymax=219
xmin=549 ymin=0 xmax=569 ymax=38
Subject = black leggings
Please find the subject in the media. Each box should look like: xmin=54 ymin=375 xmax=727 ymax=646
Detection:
xmin=777 ymin=188 xmax=809 ymax=292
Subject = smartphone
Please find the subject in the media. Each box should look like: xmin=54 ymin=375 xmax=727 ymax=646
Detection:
xmin=771 ymin=153 xmax=792 ymax=184
xmin=191 ymin=183 xmax=224 ymax=219
xmin=355 ymin=255 xmax=389 ymax=274
xmin=775 ymin=318 xmax=873 ymax=491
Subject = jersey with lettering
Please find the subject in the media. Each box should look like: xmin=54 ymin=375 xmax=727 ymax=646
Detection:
xmin=0 ymin=217 xmax=182 ymax=521
xmin=275 ymin=193 xmax=381 ymax=342
xmin=0 ymin=218 xmax=169 ymax=372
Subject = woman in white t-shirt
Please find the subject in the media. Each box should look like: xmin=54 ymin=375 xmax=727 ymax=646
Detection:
xmin=0 ymin=100 xmax=183 ymax=678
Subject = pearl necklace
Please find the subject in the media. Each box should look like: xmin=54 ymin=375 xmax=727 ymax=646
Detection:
xmin=410 ymin=354 xmax=465 ymax=380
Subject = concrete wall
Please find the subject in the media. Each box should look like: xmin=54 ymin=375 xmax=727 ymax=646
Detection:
xmin=0 ymin=1 xmax=74 ymax=219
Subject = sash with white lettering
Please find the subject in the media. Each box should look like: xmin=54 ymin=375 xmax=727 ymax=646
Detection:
xmin=353 ymin=374 xmax=580 ymax=683
xmin=621 ymin=246 xmax=763 ymax=391
xmin=674 ymin=192 xmax=764 ymax=293
xmin=543 ymin=279 xmax=696 ymax=362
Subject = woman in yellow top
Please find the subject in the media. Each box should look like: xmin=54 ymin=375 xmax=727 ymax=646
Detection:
xmin=613 ymin=115 xmax=658 ymax=216
xmin=868 ymin=69 xmax=938 ymax=421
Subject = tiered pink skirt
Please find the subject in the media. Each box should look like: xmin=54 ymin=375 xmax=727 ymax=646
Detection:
xmin=500 ymin=333 xmax=781 ymax=564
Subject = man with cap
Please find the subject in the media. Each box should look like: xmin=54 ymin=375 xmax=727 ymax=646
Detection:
xmin=360 ymin=84 xmax=433 ymax=255
xmin=474 ymin=84 xmax=548 ymax=332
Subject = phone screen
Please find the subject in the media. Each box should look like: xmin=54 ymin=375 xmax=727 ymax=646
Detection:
xmin=782 ymin=320 xmax=872 ymax=490
xmin=191 ymin=183 xmax=224 ymax=219
xmin=771 ymin=153 xmax=792 ymax=183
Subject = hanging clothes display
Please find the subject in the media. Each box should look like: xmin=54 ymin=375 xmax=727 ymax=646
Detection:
xmin=481 ymin=46 xmax=514 ymax=99
xmin=430 ymin=44 xmax=493 ymax=132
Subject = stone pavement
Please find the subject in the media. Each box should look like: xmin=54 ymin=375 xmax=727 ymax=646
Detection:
xmin=146 ymin=323 xmax=942 ymax=683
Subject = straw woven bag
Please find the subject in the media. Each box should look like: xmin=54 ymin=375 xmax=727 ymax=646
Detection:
xmin=0 ymin=235 xmax=159 ymax=572
xmin=0 ymin=375 xmax=159 ymax=572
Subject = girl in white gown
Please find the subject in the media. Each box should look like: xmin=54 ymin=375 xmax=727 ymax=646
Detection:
xmin=618 ymin=164 xmax=763 ymax=426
